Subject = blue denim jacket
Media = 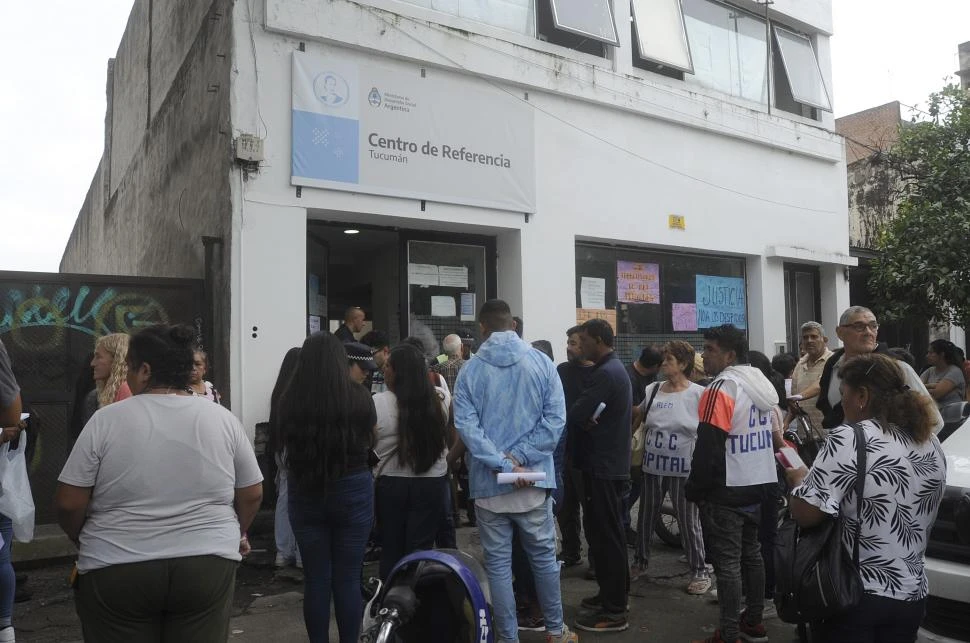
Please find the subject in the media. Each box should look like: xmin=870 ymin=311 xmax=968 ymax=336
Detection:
xmin=453 ymin=331 xmax=566 ymax=500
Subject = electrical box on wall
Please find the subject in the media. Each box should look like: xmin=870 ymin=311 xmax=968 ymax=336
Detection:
xmin=235 ymin=134 xmax=264 ymax=163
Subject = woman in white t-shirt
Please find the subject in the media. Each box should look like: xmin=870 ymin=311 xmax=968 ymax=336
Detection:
xmin=55 ymin=324 xmax=264 ymax=642
xmin=631 ymin=340 xmax=711 ymax=595
xmin=373 ymin=343 xmax=451 ymax=579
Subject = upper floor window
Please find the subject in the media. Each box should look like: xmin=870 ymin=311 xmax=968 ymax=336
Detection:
xmin=397 ymin=0 xmax=619 ymax=57
xmin=631 ymin=0 xmax=693 ymax=73
xmin=682 ymin=0 xmax=768 ymax=104
xmin=633 ymin=0 xmax=831 ymax=119
xmin=398 ymin=0 xmax=535 ymax=35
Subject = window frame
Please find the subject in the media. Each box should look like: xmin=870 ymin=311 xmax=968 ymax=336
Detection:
xmin=772 ymin=25 xmax=832 ymax=112
xmin=630 ymin=0 xmax=695 ymax=74
xmin=548 ymin=0 xmax=621 ymax=47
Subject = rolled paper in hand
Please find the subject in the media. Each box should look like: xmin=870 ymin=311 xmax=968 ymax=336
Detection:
xmin=497 ymin=471 xmax=546 ymax=484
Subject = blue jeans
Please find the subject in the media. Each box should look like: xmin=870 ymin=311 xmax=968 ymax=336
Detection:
xmin=289 ymin=470 xmax=374 ymax=643
xmin=476 ymin=495 xmax=564 ymax=643
xmin=0 ymin=515 xmax=12 ymax=627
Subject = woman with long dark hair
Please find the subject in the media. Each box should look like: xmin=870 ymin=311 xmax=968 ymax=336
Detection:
xmin=788 ymin=354 xmax=945 ymax=642
xmin=372 ymin=344 xmax=450 ymax=578
xmin=279 ymin=333 xmax=376 ymax=643
xmin=269 ymin=347 xmax=301 ymax=569
xmin=921 ymin=338 xmax=966 ymax=409
xmin=56 ymin=324 xmax=263 ymax=642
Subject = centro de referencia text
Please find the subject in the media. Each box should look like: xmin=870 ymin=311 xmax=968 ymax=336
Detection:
xmin=368 ymin=133 xmax=512 ymax=168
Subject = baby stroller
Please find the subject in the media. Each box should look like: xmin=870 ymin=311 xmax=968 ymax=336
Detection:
xmin=360 ymin=549 xmax=493 ymax=643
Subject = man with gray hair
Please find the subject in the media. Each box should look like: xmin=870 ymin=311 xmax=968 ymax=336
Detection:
xmin=434 ymin=333 xmax=466 ymax=392
xmin=798 ymin=306 xmax=942 ymax=432
xmin=786 ymin=321 xmax=833 ymax=431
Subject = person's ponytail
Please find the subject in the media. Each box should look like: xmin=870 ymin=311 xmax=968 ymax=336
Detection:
xmin=884 ymin=388 xmax=936 ymax=443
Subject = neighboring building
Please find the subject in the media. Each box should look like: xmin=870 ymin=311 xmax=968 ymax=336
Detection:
xmin=835 ymin=102 xmax=928 ymax=354
xmin=958 ymin=40 xmax=970 ymax=90
xmin=62 ymin=0 xmax=853 ymax=435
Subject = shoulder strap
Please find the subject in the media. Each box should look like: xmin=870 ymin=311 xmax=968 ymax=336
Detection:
xmin=642 ymin=383 xmax=661 ymax=422
xmin=851 ymin=421 xmax=867 ymax=566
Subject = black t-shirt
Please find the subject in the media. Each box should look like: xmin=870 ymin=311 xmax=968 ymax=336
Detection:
xmin=626 ymin=363 xmax=657 ymax=407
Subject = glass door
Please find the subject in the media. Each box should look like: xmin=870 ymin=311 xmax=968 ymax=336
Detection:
xmin=403 ymin=235 xmax=495 ymax=356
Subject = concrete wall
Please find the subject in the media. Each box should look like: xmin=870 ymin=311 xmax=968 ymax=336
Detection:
xmin=61 ymin=0 xmax=234 ymax=401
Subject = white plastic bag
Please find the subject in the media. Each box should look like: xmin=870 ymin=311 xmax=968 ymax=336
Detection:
xmin=0 ymin=432 xmax=35 ymax=542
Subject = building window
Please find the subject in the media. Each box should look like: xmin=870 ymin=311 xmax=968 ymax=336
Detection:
xmin=631 ymin=0 xmax=693 ymax=73
xmin=575 ymin=244 xmax=746 ymax=364
xmin=682 ymin=0 xmax=768 ymax=105
xmin=536 ymin=0 xmax=617 ymax=56
xmin=548 ymin=0 xmax=619 ymax=45
xmin=773 ymin=27 xmax=831 ymax=111
xmin=398 ymin=0 xmax=535 ymax=36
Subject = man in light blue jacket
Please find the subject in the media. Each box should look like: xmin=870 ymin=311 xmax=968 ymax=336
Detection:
xmin=454 ymin=300 xmax=574 ymax=643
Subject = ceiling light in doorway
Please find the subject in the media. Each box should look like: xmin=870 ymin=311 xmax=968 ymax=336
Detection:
xmin=343 ymin=229 xmax=360 ymax=235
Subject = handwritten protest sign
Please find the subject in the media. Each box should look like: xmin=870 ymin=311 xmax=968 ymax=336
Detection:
xmin=617 ymin=261 xmax=660 ymax=304
xmin=671 ymin=303 xmax=698 ymax=331
xmin=696 ymin=275 xmax=746 ymax=329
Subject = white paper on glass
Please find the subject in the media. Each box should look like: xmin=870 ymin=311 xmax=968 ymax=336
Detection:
xmin=431 ymin=296 xmax=457 ymax=317
xmin=408 ymin=263 xmax=439 ymax=287
xmin=438 ymin=265 xmax=469 ymax=288
xmin=308 ymin=315 xmax=322 ymax=334
xmin=580 ymin=277 xmax=606 ymax=310
xmin=460 ymin=292 xmax=477 ymax=321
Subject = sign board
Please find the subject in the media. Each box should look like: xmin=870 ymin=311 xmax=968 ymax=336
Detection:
xmin=291 ymin=51 xmax=536 ymax=213
xmin=617 ymin=261 xmax=660 ymax=304
xmin=695 ymin=275 xmax=747 ymax=329
xmin=668 ymin=214 xmax=686 ymax=230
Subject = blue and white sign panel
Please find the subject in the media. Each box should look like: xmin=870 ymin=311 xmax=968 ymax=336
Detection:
xmin=291 ymin=51 xmax=536 ymax=213
xmin=695 ymin=275 xmax=747 ymax=329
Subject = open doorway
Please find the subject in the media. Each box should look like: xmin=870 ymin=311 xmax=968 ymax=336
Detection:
xmin=306 ymin=221 xmax=497 ymax=357
xmin=307 ymin=223 xmax=402 ymax=344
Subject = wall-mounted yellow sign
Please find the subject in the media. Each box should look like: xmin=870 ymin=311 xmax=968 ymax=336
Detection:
xmin=668 ymin=215 xmax=686 ymax=230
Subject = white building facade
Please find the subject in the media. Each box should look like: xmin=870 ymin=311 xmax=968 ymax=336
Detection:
xmin=226 ymin=0 xmax=851 ymax=431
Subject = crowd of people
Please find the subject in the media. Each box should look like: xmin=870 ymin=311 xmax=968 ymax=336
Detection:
xmin=0 ymin=300 xmax=951 ymax=642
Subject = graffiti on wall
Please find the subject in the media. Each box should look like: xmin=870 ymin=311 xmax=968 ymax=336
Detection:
xmin=0 ymin=284 xmax=171 ymax=351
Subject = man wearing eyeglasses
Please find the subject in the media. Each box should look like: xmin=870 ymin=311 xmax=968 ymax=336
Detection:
xmin=799 ymin=306 xmax=942 ymax=432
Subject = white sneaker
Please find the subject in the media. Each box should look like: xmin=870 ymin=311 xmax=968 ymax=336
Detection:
xmin=0 ymin=625 xmax=16 ymax=642
xmin=274 ymin=553 xmax=290 ymax=568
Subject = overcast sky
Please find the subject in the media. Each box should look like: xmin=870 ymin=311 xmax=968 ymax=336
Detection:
xmin=1 ymin=1 xmax=968 ymax=273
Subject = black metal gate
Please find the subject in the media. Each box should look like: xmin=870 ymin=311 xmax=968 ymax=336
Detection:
xmin=0 ymin=272 xmax=204 ymax=525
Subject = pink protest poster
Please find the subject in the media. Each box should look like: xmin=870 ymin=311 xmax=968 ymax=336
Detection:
xmin=672 ymin=303 xmax=698 ymax=331
xmin=616 ymin=261 xmax=660 ymax=304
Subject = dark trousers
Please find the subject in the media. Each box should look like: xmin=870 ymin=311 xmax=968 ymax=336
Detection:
xmin=435 ymin=478 xmax=458 ymax=550
xmin=376 ymin=475 xmax=448 ymax=579
xmin=758 ymin=489 xmax=780 ymax=599
xmin=811 ymin=594 xmax=926 ymax=642
xmin=581 ymin=473 xmax=628 ymax=613
xmin=700 ymin=502 xmax=765 ymax=642
xmin=290 ymin=470 xmax=374 ymax=643
xmin=557 ymin=465 xmax=586 ymax=561
xmin=622 ymin=467 xmax=642 ymax=529
xmin=75 ymin=555 xmax=236 ymax=643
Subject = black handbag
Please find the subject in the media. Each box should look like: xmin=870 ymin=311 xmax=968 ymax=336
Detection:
xmin=774 ymin=422 xmax=866 ymax=624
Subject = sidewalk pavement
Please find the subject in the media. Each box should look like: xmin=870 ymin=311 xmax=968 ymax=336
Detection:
xmin=13 ymin=522 xmax=799 ymax=642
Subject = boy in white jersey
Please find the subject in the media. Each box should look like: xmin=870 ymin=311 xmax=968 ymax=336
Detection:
xmin=686 ymin=325 xmax=777 ymax=643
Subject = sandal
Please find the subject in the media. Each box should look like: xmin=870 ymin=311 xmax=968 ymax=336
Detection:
xmin=686 ymin=576 xmax=712 ymax=595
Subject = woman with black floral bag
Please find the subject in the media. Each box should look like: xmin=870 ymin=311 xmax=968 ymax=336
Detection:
xmin=785 ymin=353 xmax=946 ymax=642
